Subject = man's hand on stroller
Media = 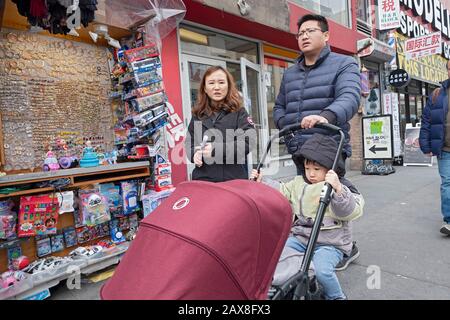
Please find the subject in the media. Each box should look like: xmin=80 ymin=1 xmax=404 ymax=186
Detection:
xmin=325 ymin=170 xmax=342 ymax=194
xmin=301 ymin=115 xmax=328 ymax=129
xmin=250 ymin=169 xmax=263 ymax=182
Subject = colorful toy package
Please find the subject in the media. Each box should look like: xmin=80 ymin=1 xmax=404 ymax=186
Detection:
xmin=7 ymin=243 xmax=22 ymax=269
xmin=18 ymin=194 xmax=59 ymax=237
xmin=36 ymin=236 xmax=52 ymax=257
xmin=141 ymin=188 xmax=175 ymax=218
xmin=57 ymin=191 xmax=75 ymax=214
xmin=0 ymin=215 xmax=17 ymax=240
xmin=63 ymin=227 xmax=78 ymax=248
xmin=50 ymin=233 xmax=65 ymax=253
xmin=121 ymin=181 xmax=139 ymax=215
xmin=79 ymin=190 xmax=111 ymax=227
xmin=76 ymin=226 xmax=92 ymax=244
xmin=109 ymin=219 xmax=125 ymax=244
xmin=99 ymin=183 xmax=123 ymax=218
xmin=129 ymin=214 xmax=139 ymax=230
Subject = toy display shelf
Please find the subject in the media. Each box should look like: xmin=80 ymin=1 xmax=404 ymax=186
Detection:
xmin=0 ymin=162 xmax=150 ymax=281
xmin=0 ymin=162 xmax=151 ymax=199
xmin=1 ymin=242 xmax=130 ymax=300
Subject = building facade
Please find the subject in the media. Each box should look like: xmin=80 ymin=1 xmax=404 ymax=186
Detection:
xmin=163 ymin=0 xmax=371 ymax=184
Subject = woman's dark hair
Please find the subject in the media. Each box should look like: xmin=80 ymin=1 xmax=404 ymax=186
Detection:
xmin=297 ymin=14 xmax=329 ymax=33
xmin=192 ymin=66 xmax=243 ymax=119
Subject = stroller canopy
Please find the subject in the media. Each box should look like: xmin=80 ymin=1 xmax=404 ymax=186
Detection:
xmin=101 ymin=179 xmax=292 ymax=300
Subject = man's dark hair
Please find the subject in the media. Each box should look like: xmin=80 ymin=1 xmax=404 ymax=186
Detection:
xmin=297 ymin=14 xmax=329 ymax=32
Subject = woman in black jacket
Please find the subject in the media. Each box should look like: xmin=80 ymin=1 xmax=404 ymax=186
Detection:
xmin=186 ymin=66 xmax=256 ymax=182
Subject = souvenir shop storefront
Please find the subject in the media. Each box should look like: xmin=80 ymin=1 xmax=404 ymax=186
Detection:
xmin=0 ymin=0 xmax=185 ymax=299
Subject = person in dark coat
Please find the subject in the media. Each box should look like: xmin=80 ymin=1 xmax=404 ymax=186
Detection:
xmin=273 ymin=14 xmax=361 ymax=172
xmin=186 ymin=66 xmax=256 ymax=182
xmin=419 ymin=60 xmax=450 ymax=235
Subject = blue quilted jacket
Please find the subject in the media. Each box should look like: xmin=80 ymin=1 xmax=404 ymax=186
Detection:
xmin=273 ymin=45 xmax=361 ymax=157
xmin=419 ymin=79 xmax=450 ymax=157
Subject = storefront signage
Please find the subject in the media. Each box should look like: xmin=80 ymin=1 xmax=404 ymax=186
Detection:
xmin=403 ymin=124 xmax=433 ymax=166
xmin=362 ymin=115 xmax=394 ymax=160
xmin=388 ymin=69 xmax=410 ymax=88
xmin=405 ymin=31 xmax=442 ymax=59
xmin=399 ymin=0 xmax=450 ymax=59
xmin=378 ymin=0 xmax=401 ymax=30
xmin=383 ymin=93 xmax=402 ymax=157
xmin=395 ymin=32 xmax=448 ymax=84
xmin=400 ymin=0 xmax=450 ymax=40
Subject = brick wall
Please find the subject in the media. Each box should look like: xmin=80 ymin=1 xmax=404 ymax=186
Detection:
xmin=0 ymin=30 xmax=113 ymax=171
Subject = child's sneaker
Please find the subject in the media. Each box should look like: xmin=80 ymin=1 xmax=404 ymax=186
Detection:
xmin=335 ymin=242 xmax=359 ymax=271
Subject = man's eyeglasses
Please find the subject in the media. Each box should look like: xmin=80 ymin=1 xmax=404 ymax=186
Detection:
xmin=296 ymin=28 xmax=323 ymax=39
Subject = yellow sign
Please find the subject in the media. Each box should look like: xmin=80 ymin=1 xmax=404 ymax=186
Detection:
xmin=395 ymin=32 xmax=447 ymax=85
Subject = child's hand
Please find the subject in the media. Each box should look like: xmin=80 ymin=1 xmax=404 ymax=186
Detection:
xmin=325 ymin=170 xmax=342 ymax=194
xmin=250 ymin=169 xmax=263 ymax=182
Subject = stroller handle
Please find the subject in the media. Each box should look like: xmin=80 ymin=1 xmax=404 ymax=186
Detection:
xmin=253 ymin=122 xmax=344 ymax=177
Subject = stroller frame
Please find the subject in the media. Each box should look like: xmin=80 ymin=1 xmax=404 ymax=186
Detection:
xmin=255 ymin=123 xmax=345 ymax=300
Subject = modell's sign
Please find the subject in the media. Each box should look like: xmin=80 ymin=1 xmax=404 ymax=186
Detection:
xmin=399 ymin=0 xmax=450 ymax=59
xmin=405 ymin=31 xmax=442 ymax=59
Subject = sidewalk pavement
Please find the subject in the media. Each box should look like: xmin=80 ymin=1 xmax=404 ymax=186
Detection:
xmin=49 ymin=164 xmax=450 ymax=300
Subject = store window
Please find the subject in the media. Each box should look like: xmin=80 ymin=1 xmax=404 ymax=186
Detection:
xmin=263 ymin=45 xmax=297 ymax=159
xmin=290 ymin=0 xmax=351 ymax=27
xmin=356 ymin=0 xmax=371 ymax=26
xmin=361 ymin=62 xmax=381 ymax=116
xmin=180 ymin=24 xmax=259 ymax=64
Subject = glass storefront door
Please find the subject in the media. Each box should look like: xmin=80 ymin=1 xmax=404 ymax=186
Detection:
xmin=240 ymin=57 xmax=266 ymax=172
xmin=180 ymin=55 xmax=227 ymax=179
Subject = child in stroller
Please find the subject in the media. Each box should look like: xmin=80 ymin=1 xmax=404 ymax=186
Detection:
xmin=251 ymin=133 xmax=364 ymax=300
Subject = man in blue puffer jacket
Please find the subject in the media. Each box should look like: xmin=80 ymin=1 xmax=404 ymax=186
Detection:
xmin=419 ymin=61 xmax=450 ymax=235
xmin=273 ymin=14 xmax=361 ymax=271
xmin=273 ymin=14 xmax=361 ymax=170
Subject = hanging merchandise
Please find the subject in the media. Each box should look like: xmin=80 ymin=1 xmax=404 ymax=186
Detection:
xmin=63 ymin=227 xmax=78 ymax=248
xmin=79 ymin=190 xmax=111 ymax=227
xmin=121 ymin=181 xmax=139 ymax=215
xmin=12 ymin=0 xmax=99 ymax=35
xmin=0 ymin=200 xmax=17 ymax=240
xmin=50 ymin=233 xmax=65 ymax=253
xmin=56 ymin=191 xmax=75 ymax=214
xmin=35 ymin=236 xmax=52 ymax=257
xmin=18 ymin=194 xmax=59 ymax=238
xmin=99 ymin=183 xmax=123 ymax=218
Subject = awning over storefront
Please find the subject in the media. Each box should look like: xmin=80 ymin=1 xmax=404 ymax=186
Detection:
xmin=357 ymin=37 xmax=396 ymax=62
xmin=102 ymin=0 xmax=185 ymax=37
xmin=395 ymin=32 xmax=447 ymax=86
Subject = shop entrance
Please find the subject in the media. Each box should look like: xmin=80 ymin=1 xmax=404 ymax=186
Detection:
xmin=181 ymin=54 xmax=266 ymax=179
xmin=180 ymin=54 xmax=226 ymax=178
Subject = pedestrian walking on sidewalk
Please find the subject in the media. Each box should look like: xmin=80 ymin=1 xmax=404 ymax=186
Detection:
xmin=273 ymin=14 xmax=361 ymax=176
xmin=186 ymin=66 xmax=256 ymax=182
xmin=419 ymin=60 xmax=450 ymax=235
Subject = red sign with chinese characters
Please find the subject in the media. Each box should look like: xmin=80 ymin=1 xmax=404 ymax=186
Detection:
xmin=405 ymin=32 xmax=442 ymax=59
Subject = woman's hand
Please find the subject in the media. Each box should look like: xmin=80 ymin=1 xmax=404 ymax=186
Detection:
xmin=194 ymin=150 xmax=203 ymax=167
xmin=201 ymin=143 xmax=213 ymax=158
xmin=325 ymin=170 xmax=342 ymax=194
xmin=250 ymin=169 xmax=263 ymax=182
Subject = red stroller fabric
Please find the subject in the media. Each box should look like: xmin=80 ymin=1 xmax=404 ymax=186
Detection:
xmin=101 ymin=179 xmax=292 ymax=300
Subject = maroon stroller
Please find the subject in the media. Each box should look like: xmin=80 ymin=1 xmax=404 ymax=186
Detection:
xmin=101 ymin=178 xmax=293 ymax=300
